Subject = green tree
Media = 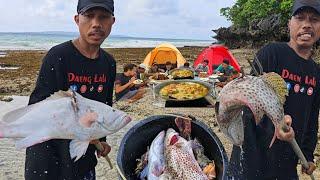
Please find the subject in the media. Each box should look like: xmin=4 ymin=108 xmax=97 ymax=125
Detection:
xmin=220 ymin=0 xmax=293 ymax=28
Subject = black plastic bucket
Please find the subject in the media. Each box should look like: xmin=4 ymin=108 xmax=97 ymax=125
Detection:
xmin=116 ymin=115 xmax=228 ymax=179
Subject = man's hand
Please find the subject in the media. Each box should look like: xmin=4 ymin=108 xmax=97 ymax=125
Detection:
xmin=129 ymin=76 xmax=137 ymax=84
xmin=276 ymin=115 xmax=295 ymax=142
xmin=90 ymin=140 xmax=111 ymax=158
xmin=301 ymin=162 xmax=316 ymax=175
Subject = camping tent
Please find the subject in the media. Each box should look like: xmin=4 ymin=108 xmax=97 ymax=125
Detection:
xmin=194 ymin=45 xmax=241 ymax=75
xmin=142 ymin=43 xmax=186 ymax=68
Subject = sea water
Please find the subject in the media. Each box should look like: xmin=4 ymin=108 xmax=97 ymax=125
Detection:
xmin=0 ymin=32 xmax=214 ymax=50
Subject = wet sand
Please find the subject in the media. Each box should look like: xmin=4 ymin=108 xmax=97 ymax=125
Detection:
xmin=0 ymin=47 xmax=319 ymax=179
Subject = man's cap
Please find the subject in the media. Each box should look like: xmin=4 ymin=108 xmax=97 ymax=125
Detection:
xmin=77 ymin=0 xmax=114 ymax=15
xmin=138 ymin=63 xmax=146 ymax=69
xmin=292 ymin=0 xmax=320 ymax=16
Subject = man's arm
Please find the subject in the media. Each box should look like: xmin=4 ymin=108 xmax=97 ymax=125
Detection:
xmin=114 ymin=76 xmax=135 ymax=94
xmin=214 ymin=65 xmax=223 ymax=73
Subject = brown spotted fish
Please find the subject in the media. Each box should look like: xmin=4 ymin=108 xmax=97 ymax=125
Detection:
xmin=0 ymin=90 xmax=132 ymax=161
xmin=216 ymin=72 xmax=288 ymax=147
xmin=160 ymin=128 xmax=208 ymax=180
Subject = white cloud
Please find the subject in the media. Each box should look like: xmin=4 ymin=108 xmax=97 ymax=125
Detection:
xmin=0 ymin=0 xmax=235 ymax=39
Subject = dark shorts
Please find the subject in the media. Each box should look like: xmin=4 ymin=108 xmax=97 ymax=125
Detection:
xmin=82 ymin=169 xmax=95 ymax=180
xmin=119 ymin=90 xmax=138 ymax=101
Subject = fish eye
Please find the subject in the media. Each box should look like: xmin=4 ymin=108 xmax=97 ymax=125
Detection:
xmin=112 ymin=109 xmax=116 ymax=112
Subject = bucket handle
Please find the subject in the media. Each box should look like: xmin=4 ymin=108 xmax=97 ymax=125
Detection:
xmin=115 ymin=163 xmax=127 ymax=180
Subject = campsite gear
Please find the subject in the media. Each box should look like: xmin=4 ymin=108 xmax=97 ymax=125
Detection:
xmin=169 ymin=68 xmax=194 ymax=80
xmin=142 ymin=43 xmax=186 ymax=68
xmin=116 ymin=115 xmax=228 ymax=180
xmin=154 ymin=80 xmax=214 ymax=102
xmin=216 ymin=72 xmax=315 ymax=180
xmin=0 ymin=90 xmax=132 ymax=161
xmin=161 ymin=128 xmax=208 ymax=179
xmin=194 ymin=45 xmax=241 ymax=75
xmin=147 ymin=130 xmax=166 ymax=180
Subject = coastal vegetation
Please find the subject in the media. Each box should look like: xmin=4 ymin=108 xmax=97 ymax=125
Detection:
xmin=215 ymin=0 xmax=294 ymax=48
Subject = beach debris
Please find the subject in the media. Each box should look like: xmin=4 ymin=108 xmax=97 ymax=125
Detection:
xmin=216 ymin=72 xmax=288 ymax=147
xmin=161 ymin=128 xmax=208 ymax=180
xmin=0 ymin=89 xmax=132 ymax=161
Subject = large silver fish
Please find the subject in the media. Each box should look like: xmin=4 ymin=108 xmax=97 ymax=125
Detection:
xmin=216 ymin=72 xmax=288 ymax=147
xmin=147 ymin=130 xmax=166 ymax=180
xmin=0 ymin=90 xmax=132 ymax=161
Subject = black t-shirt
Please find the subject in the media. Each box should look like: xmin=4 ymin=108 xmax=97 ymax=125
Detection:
xmin=115 ymin=73 xmax=137 ymax=100
xmin=229 ymin=42 xmax=320 ymax=179
xmin=25 ymin=40 xmax=116 ymax=180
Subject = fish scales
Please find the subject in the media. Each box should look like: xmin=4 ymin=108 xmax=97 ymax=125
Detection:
xmin=217 ymin=73 xmax=287 ymax=146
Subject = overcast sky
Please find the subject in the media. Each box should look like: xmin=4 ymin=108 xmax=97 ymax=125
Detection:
xmin=0 ymin=0 xmax=235 ymax=40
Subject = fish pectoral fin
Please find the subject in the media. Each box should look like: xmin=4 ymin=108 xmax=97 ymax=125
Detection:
xmin=15 ymin=132 xmax=50 ymax=149
xmin=69 ymin=139 xmax=90 ymax=161
xmin=2 ymin=104 xmax=38 ymax=123
xmin=268 ymin=130 xmax=277 ymax=148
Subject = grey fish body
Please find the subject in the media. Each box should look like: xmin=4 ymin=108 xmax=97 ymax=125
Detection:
xmin=0 ymin=90 xmax=132 ymax=161
xmin=217 ymin=75 xmax=285 ymax=146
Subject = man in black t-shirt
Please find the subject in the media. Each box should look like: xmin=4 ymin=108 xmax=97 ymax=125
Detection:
xmin=228 ymin=1 xmax=320 ymax=179
xmin=25 ymin=0 xmax=116 ymax=180
xmin=115 ymin=64 xmax=146 ymax=103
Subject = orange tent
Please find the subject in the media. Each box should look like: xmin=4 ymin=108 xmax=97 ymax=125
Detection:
xmin=142 ymin=43 xmax=186 ymax=68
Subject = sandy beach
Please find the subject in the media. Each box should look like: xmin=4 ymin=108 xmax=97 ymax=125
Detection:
xmin=0 ymin=47 xmax=319 ymax=179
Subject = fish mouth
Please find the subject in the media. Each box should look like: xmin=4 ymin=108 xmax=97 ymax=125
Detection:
xmin=98 ymin=115 xmax=132 ymax=132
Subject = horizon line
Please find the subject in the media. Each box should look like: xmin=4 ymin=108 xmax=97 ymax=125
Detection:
xmin=0 ymin=31 xmax=213 ymax=41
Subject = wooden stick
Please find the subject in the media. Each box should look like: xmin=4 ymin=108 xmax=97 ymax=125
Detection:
xmin=94 ymin=142 xmax=113 ymax=169
xmin=281 ymin=123 xmax=315 ymax=180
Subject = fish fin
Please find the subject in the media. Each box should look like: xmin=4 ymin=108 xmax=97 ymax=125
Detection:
xmin=268 ymin=130 xmax=277 ymax=148
xmin=15 ymin=133 xmax=50 ymax=149
xmin=45 ymin=90 xmax=73 ymax=101
xmin=69 ymin=139 xmax=90 ymax=161
xmin=2 ymin=104 xmax=38 ymax=123
xmin=139 ymin=165 xmax=149 ymax=179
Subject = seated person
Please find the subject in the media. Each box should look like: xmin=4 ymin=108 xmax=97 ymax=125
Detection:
xmin=115 ymin=64 xmax=146 ymax=103
xmin=216 ymin=69 xmax=240 ymax=87
xmin=148 ymin=63 xmax=165 ymax=73
xmin=136 ymin=63 xmax=147 ymax=80
xmin=195 ymin=59 xmax=209 ymax=74
xmin=214 ymin=59 xmax=234 ymax=76
xmin=159 ymin=61 xmax=174 ymax=74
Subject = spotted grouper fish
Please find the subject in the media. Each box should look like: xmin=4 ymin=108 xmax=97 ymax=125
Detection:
xmin=160 ymin=128 xmax=208 ymax=180
xmin=216 ymin=72 xmax=288 ymax=147
xmin=0 ymin=90 xmax=132 ymax=161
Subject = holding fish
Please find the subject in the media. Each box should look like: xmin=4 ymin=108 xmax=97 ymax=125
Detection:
xmin=0 ymin=90 xmax=132 ymax=161
xmin=216 ymin=72 xmax=315 ymax=179
xmin=216 ymin=72 xmax=289 ymax=147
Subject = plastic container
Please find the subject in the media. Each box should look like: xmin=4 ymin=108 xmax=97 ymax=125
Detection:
xmin=116 ymin=115 xmax=228 ymax=180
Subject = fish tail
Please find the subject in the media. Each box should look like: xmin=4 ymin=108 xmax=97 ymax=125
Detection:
xmin=268 ymin=131 xmax=277 ymax=148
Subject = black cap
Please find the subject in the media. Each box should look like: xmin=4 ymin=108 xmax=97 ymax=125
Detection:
xmin=292 ymin=0 xmax=320 ymax=16
xmin=77 ymin=0 xmax=114 ymax=15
